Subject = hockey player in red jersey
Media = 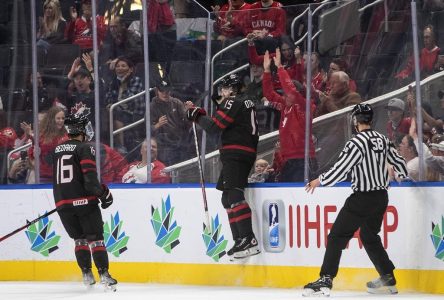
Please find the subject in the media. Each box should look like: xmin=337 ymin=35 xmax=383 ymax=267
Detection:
xmin=52 ymin=114 xmax=117 ymax=291
xmin=185 ymin=74 xmax=260 ymax=259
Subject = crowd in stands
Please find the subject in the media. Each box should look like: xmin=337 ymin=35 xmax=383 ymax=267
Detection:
xmin=1 ymin=0 xmax=444 ymax=184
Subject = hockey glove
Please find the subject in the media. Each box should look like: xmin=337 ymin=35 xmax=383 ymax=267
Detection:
xmin=98 ymin=184 xmax=113 ymax=209
xmin=186 ymin=107 xmax=206 ymax=122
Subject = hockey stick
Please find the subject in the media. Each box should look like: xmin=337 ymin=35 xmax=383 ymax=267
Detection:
xmin=192 ymin=122 xmax=211 ymax=233
xmin=0 ymin=208 xmax=57 ymax=242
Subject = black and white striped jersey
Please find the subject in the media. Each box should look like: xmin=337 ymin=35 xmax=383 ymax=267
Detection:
xmin=319 ymin=129 xmax=408 ymax=192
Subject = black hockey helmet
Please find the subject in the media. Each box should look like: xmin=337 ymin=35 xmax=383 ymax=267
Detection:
xmin=64 ymin=113 xmax=94 ymax=141
xmin=351 ymin=103 xmax=373 ymax=125
xmin=220 ymin=73 xmax=242 ymax=94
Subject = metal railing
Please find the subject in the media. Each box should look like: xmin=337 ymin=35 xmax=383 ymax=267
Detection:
xmin=109 ymin=88 xmax=153 ymax=149
xmin=7 ymin=142 xmax=32 ymax=170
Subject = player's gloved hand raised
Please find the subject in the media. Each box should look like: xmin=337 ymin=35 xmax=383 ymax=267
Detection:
xmin=186 ymin=107 xmax=206 ymax=122
xmin=98 ymin=184 xmax=113 ymax=209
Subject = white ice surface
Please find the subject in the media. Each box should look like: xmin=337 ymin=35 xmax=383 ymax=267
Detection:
xmin=0 ymin=282 xmax=443 ymax=300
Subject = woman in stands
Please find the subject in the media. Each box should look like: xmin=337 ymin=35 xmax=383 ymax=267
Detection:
xmin=37 ymin=0 xmax=66 ymax=53
xmin=248 ymin=35 xmax=304 ymax=89
xmin=104 ymin=56 xmax=144 ymax=155
xmin=19 ymin=106 xmax=67 ymax=183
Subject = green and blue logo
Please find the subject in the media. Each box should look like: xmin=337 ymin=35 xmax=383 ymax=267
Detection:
xmin=103 ymin=212 xmax=129 ymax=257
xmin=151 ymin=195 xmax=181 ymax=253
xmin=202 ymin=214 xmax=227 ymax=262
xmin=431 ymin=216 xmax=444 ymax=262
xmin=25 ymin=212 xmax=60 ymax=257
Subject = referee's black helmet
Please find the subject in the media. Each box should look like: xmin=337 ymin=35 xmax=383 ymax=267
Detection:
xmin=351 ymin=103 xmax=373 ymax=125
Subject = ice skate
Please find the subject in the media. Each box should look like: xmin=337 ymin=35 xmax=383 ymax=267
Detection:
xmin=81 ymin=269 xmax=96 ymax=288
xmin=232 ymin=234 xmax=260 ymax=259
xmin=366 ymin=273 xmax=398 ymax=294
xmin=302 ymin=275 xmax=333 ymax=297
xmin=227 ymin=238 xmax=241 ymax=261
xmin=99 ymin=269 xmax=117 ymax=292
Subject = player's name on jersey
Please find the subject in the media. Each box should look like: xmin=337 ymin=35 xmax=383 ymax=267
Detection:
xmin=55 ymin=144 xmax=77 ymax=153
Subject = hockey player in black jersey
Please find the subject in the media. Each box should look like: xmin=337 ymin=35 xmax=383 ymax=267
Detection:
xmin=52 ymin=113 xmax=117 ymax=291
xmin=186 ymin=74 xmax=260 ymax=259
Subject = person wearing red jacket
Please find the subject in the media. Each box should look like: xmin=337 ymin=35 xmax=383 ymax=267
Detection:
xmin=99 ymin=143 xmax=129 ymax=184
xmin=121 ymin=138 xmax=171 ymax=184
xmin=395 ymin=25 xmax=441 ymax=83
xmin=213 ymin=0 xmax=251 ymax=40
xmin=262 ymin=49 xmax=317 ymax=182
xmin=65 ymin=0 xmax=107 ymax=50
xmin=147 ymin=0 xmax=175 ymax=33
xmin=243 ymin=0 xmax=286 ymax=38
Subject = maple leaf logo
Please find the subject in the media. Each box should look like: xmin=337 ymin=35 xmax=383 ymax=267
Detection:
xmin=71 ymin=102 xmax=91 ymax=117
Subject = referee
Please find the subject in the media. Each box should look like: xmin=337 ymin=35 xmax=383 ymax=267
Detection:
xmin=302 ymin=103 xmax=408 ymax=297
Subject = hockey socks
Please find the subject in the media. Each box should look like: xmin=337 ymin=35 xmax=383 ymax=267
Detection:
xmin=89 ymin=240 xmax=109 ymax=271
xmin=75 ymin=239 xmax=92 ymax=270
xmin=228 ymin=202 xmax=253 ymax=237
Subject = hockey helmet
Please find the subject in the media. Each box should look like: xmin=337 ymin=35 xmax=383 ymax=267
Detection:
xmin=64 ymin=113 xmax=94 ymax=142
xmin=351 ymin=103 xmax=373 ymax=126
xmin=220 ymin=73 xmax=242 ymax=94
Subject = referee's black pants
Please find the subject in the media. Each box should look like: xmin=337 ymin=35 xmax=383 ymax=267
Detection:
xmin=320 ymin=189 xmax=395 ymax=278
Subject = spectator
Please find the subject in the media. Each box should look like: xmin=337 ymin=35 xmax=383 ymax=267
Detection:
xmin=36 ymin=0 xmax=66 ymax=53
xmin=418 ymin=89 xmax=444 ymax=134
xmin=65 ymin=0 xmax=107 ymax=51
xmin=243 ymin=63 xmax=278 ymax=134
xmin=147 ymin=0 xmax=175 ymax=34
xmin=248 ymin=35 xmax=304 ymax=88
xmin=24 ymin=71 xmax=51 ymax=112
xmin=315 ymin=71 xmax=361 ymax=117
xmin=397 ymin=134 xmax=420 ymax=181
xmin=99 ymin=143 xmax=129 ymax=184
xmin=385 ymin=98 xmax=411 ymax=141
xmin=0 ymin=111 xmax=17 ymax=151
xmin=325 ymin=57 xmax=357 ymax=93
xmin=104 ymin=56 xmax=144 ymax=154
xmin=243 ymin=0 xmax=286 ymax=39
xmin=102 ymin=16 xmax=142 ymax=69
xmin=66 ymin=68 xmax=95 ymax=124
xmin=243 ymin=0 xmax=286 ymax=54
xmin=150 ymin=79 xmax=191 ymax=166
xmin=263 ymin=49 xmax=317 ymax=182
xmin=212 ymin=0 xmax=251 ymax=41
xmin=304 ymin=51 xmax=327 ymax=101
xmin=248 ymin=158 xmax=272 ymax=183
xmin=8 ymin=147 xmax=35 ymax=184
xmin=19 ymin=106 xmax=67 ymax=183
xmin=395 ymin=25 xmax=440 ymax=83
xmin=122 ymin=138 xmax=171 ymax=184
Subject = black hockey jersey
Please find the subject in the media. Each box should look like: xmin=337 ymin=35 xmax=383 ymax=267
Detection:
xmin=198 ymin=95 xmax=259 ymax=154
xmin=52 ymin=139 xmax=103 ymax=210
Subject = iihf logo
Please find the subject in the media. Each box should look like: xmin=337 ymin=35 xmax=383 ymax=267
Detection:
xmin=262 ymin=200 xmax=286 ymax=252
xmin=269 ymin=203 xmax=279 ymax=248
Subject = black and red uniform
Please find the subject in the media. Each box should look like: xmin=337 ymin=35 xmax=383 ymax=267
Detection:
xmin=196 ymin=94 xmax=259 ymax=240
xmin=52 ymin=139 xmax=108 ymax=274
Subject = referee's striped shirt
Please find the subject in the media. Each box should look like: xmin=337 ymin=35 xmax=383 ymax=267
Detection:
xmin=319 ymin=129 xmax=408 ymax=192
